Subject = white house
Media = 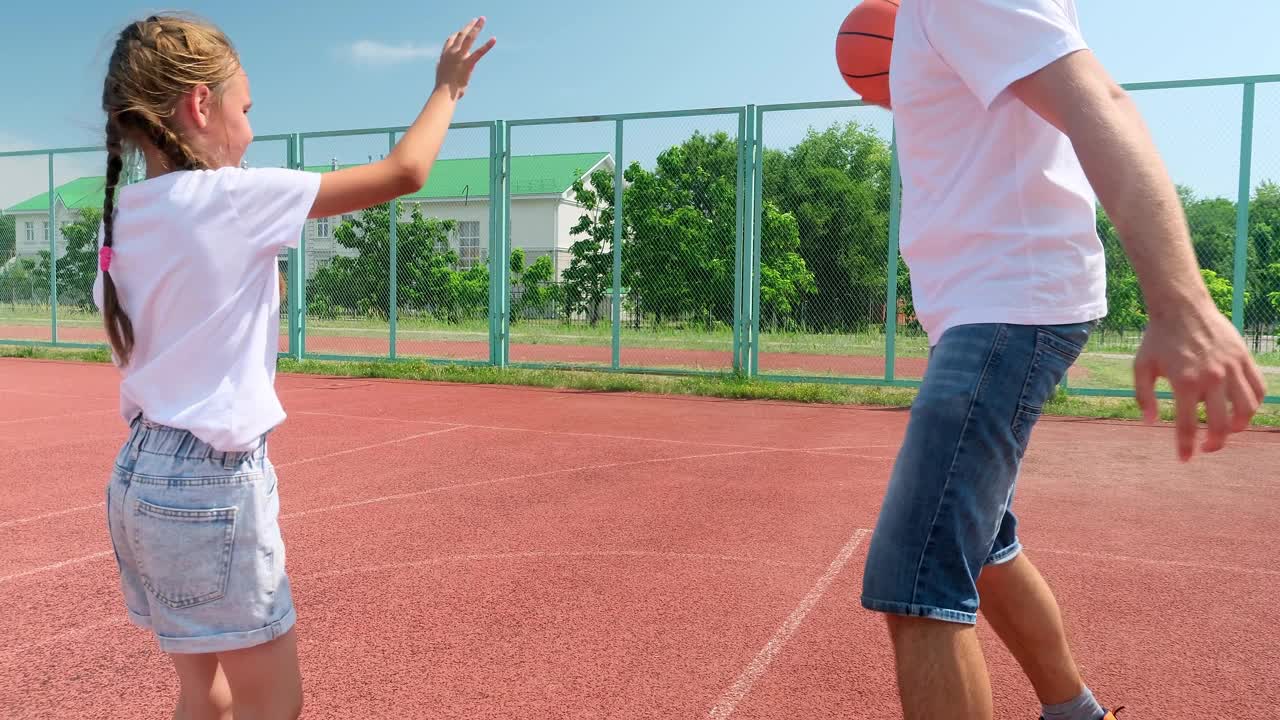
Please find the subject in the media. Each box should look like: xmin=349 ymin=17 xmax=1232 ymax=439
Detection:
xmin=3 ymin=152 xmax=614 ymax=282
xmin=3 ymin=176 xmax=105 ymax=260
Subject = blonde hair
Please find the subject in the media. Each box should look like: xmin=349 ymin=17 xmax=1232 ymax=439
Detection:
xmin=100 ymin=14 xmax=240 ymax=365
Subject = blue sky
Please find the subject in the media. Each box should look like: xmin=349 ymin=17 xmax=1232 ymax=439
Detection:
xmin=2 ymin=0 xmax=1278 ymax=205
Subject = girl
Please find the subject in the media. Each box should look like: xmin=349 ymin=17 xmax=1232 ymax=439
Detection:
xmin=94 ymin=13 xmax=494 ymax=719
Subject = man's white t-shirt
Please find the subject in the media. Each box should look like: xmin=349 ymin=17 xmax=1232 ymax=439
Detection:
xmin=889 ymin=0 xmax=1108 ymax=344
xmin=93 ymin=167 xmax=321 ymax=452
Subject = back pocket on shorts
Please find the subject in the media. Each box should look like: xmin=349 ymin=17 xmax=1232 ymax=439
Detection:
xmin=132 ymin=499 xmax=237 ymax=610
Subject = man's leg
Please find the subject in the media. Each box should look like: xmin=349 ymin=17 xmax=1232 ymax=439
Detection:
xmin=978 ymin=552 xmax=1083 ymax=704
xmin=861 ymin=322 xmax=1097 ymax=719
xmin=885 ymin=615 xmax=992 ymax=719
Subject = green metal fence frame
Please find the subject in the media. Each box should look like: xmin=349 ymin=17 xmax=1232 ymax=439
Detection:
xmin=504 ymin=106 xmax=750 ymax=378
xmin=3 ymin=74 xmax=1279 ymax=404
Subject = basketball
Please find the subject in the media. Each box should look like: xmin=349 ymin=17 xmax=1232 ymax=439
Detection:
xmin=836 ymin=0 xmax=897 ymax=105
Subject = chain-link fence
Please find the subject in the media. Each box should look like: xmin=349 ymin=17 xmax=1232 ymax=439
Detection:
xmin=755 ymin=102 xmax=902 ymax=381
xmin=3 ymin=75 xmax=1277 ymax=403
xmin=507 ymin=109 xmax=745 ymax=374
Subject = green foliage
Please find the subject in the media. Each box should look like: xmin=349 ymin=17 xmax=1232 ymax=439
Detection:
xmin=307 ymin=203 xmax=489 ymax=324
xmin=31 ymin=209 xmax=103 ymax=310
xmin=762 ymin=122 xmax=893 ymax=331
xmin=565 ymin=170 xmax=616 ymax=326
xmin=567 ymin=131 xmax=814 ymax=331
xmin=1200 ymin=268 xmax=1242 ymax=320
xmin=0 ymin=215 xmax=14 ymax=261
xmin=511 ymin=249 xmax=559 ymax=322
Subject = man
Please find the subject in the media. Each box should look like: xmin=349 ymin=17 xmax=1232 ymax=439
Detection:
xmin=861 ymin=1 xmax=1268 ymax=719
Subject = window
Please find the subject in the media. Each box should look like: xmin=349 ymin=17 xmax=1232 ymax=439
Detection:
xmin=41 ymin=222 xmax=49 ymax=243
xmin=457 ymin=221 xmax=482 ymax=268
xmin=316 ymin=217 xmax=331 ymax=238
xmin=24 ymin=223 xmax=34 ymax=244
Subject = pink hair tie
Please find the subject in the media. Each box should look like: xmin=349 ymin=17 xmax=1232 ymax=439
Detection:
xmin=99 ymin=247 xmax=114 ymax=272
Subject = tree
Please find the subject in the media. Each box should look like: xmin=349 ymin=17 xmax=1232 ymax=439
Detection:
xmin=762 ymin=122 xmax=893 ymax=331
xmin=33 ymin=209 xmax=102 ymax=310
xmin=307 ymin=203 xmax=489 ymax=323
xmin=510 ymin=248 xmax=557 ymax=322
xmin=0 ymin=215 xmax=14 ymax=262
xmin=622 ymin=131 xmax=813 ymax=328
xmin=1180 ymin=185 xmax=1239 ymax=280
xmin=1095 ymin=208 xmax=1146 ymax=334
xmin=564 ymin=169 xmax=617 ymax=326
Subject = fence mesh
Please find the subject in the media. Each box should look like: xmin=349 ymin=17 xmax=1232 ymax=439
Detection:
xmin=51 ymin=150 xmax=108 ymax=348
xmin=300 ymin=133 xmax=398 ymax=358
xmin=1076 ymin=85 xmax=1252 ymax=394
xmin=757 ymin=105 xmax=898 ymax=380
xmin=506 ymin=120 xmax=616 ymax=368
xmin=1 ymin=153 xmax=56 ymax=345
xmin=2 ymin=78 xmax=1277 ymax=402
xmin=617 ymin=113 xmax=741 ymax=372
xmin=1246 ymin=83 xmax=1280 ymax=377
xmin=393 ymin=124 xmax=494 ymax=364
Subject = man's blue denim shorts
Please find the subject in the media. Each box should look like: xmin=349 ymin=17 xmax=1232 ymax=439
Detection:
xmin=861 ymin=321 xmax=1095 ymax=625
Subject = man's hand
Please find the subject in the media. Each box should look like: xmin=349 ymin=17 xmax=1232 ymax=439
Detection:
xmin=1011 ymin=49 xmax=1266 ymax=460
xmin=1135 ymin=304 xmax=1265 ymax=461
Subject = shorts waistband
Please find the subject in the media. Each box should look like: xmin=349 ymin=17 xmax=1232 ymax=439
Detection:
xmin=124 ymin=414 xmax=268 ymax=470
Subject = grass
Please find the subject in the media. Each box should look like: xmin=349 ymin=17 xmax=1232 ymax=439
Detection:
xmin=5 ymin=343 xmax=1279 ymax=429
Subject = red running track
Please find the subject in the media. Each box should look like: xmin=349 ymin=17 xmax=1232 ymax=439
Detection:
xmin=0 ymin=322 xmax=1093 ymax=379
xmin=0 ymin=358 xmax=1273 ymax=719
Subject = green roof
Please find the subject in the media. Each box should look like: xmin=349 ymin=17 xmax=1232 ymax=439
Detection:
xmin=2 ymin=152 xmax=609 ymax=213
xmin=304 ymin=151 xmax=609 ymax=200
xmin=4 ymin=176 xmax=107 ymax=213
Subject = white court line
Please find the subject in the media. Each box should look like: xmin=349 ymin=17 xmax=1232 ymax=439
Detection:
xmin=0 ymin=409 xmax=115 ymax=426
xmin=0 ymin=550 xmax=112 ymax=585
xmin=294 ymin=410 xmax=897 ymax=460
xmin=281 ymin=448 xmax=778 ymax=521
xmin=1029 ymin=547 xmax=1280 ymax=577
xmin=707 ymin=528 xmax=870 ymax=720
xmin=0 ymin=427 xmax=467 ymax=529
xmin=298 ymin=549 xmax=822 ymax=582
xmin=0 ymin=387 xmax=115 ymax=402
xmin=2 ymin=618 xmax=122 ymax=659
xmin=0 ymin=503 xmax=105 ymax=530
xmin=274 ymin=425 xmax=468 ymax=469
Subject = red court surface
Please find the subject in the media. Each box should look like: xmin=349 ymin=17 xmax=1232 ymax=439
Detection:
xmin=0 ymin=357 xmax=1275 ymax=719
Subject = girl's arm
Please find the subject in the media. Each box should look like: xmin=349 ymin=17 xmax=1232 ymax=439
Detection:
xmin=308 ymin=17 xmax=495 ymax=219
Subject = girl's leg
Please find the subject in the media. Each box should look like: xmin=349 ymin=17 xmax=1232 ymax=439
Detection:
xmin=216 ymin=628 xmax=303 ymax=720
xmin=169 ymin=652 xmax=232 ymax=720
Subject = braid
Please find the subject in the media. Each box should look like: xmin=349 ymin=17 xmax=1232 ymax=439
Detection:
xmin=145 ymin=120 xmax=207 ymax=172
xmin=100 ymin=121 xmax=135 ymax=365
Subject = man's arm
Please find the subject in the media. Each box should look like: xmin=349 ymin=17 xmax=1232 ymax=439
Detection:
xmin=1010 ymin=50 xmax=1266 ymax=460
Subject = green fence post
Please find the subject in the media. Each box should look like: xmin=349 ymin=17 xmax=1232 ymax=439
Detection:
xmin=502 ymin=122 xmax=512 ymax=368
xmin=611 ymin=119 xmax=624 ymax=370
xmin=749 ymin=105 xmax=764 ymax=377
xmin=295 ymin=135 xmax=307 ymax=360
xmin=733 ymin=109 xmax=748 ymax=374
xmin=48 ymin=153 xmax=57 ymax=344
xmin=388 ymin=131 xmax=399 ymax=360
xmin=285 ymin=137 xmax=299 ymax=359
xmin=1233 ymin=82 xmax=1256 ymax=332
xmin=488 ymin=121 xmax=510 ymax=368
xmin=885 ymin=131 xmax=901 ymax=382
xmin=488 ymin=123 xmax=500 ymax=366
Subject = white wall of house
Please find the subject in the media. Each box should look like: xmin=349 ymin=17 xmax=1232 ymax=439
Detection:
xmin=8 ymin=204 xmax=80 ymax=259
xmin=296 ymin=195 xmax=592 ymax=281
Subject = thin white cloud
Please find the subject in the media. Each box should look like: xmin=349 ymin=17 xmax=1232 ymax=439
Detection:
xmin=345 ymin=40 xmax=440 ymax=66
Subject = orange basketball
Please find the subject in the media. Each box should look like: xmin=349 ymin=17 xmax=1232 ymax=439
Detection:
xmin=836 ymin=0 xmax=897 ymax=105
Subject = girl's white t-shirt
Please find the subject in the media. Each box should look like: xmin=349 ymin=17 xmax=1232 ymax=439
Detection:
xmin=93 ymin=167 xmax=321 ymax=452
